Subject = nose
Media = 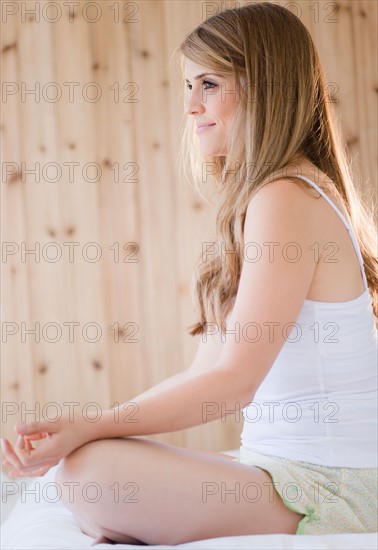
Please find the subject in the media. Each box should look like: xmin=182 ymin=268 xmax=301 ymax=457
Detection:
xmin=184 ymin=88 xmax=205 ymax=116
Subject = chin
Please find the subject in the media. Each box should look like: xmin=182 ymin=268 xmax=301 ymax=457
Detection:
xmin=199 ymin=139 xmax=227 ymax=157
xmin=199 ymin=146 xmax=224 ymax=157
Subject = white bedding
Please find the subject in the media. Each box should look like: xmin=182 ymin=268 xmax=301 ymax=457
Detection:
xmin=1 ymin=459 xmax=377 ymax=550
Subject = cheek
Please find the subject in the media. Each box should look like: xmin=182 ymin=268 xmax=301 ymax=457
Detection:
xmin=219 ymin=97 xmax=238 ymax=122
xmin=208 ymin=93 xmax=229 ymax=116
xmin=208 ymin=96 xmax=237 ymax=128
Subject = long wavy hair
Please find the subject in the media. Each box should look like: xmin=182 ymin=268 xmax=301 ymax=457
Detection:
xmin=172 ymin=1 xmax=377 ymax=336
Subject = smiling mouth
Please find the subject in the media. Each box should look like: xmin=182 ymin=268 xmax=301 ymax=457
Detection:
xmin=196 ymin=124 xmax=216 ymax=134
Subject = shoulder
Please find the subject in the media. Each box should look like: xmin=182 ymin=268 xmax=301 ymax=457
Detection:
xmin=248 ymin=177 xmax=321 ymax=209
xmin=245 ymin=177 xmax=322 ymax=237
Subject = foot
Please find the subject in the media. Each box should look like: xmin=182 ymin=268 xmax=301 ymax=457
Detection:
xmin=91 ymin=535 xmax=117 ymax=546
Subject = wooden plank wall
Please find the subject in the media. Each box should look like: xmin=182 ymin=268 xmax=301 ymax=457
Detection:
xmin=1 ymin=0 xmax=377 ymax=460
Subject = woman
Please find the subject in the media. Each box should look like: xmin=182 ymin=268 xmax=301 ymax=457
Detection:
xmin=2 ymin=2 xmax=377 ymax=545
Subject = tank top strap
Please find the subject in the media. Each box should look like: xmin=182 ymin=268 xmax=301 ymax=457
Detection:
xmin=294 ymin=174 xmax=368 ymax=291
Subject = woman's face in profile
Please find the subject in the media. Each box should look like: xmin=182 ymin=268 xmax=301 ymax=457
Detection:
xmin=184 ymin=59 xmax=239 ymax=156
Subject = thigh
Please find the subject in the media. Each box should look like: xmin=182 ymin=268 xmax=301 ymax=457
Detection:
xmin=55 ymin=437 xmax=304 ymax=545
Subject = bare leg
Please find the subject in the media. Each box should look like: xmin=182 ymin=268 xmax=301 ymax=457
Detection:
xmin=56 ymin=437 xmax=304 ymax=546
xmin=91 ymin=536 xmax=115 ymax=546
xmin=76 ymin=511 xmax=146 ymax=545
xmin=75 ymin=513 xmax=102 ymax=538
xmin=56 ymin=466 xmax=146 ymax=545
xmin=91 ymin=535 xmax=118 ymax=546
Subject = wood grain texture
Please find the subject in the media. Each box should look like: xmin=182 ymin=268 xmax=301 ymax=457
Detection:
xmin=1 ymin=0 xmax=376 ymax=459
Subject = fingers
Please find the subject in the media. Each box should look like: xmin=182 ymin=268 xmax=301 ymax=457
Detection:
xmin=15 ymin=433 xmax=29 ymax=453
xmin=1 ymin=437 xmax=25 ymax=472
xmin=2 ymin=438 xmax=28 ymax=476
xmin=4 ymin=460 xmax=53 ymax=478
xmin=24 ymin=437 xmax=33 ymax=452
xmin=2 ymin=421 xmax=59 ymax=479
xmin=2 ymin=455 xmax=53 ymax=477
xmin=23 ymin=432 xmax=49 ymax=442
xmin=10 ymin=464 xmax=53 ymax=477
xmin=15 ymin=421 xmax=57 ymax=437
xmin=1 ymin=437 xmax=55 ymax=475
xmin=2 ymin=458 xmax=54 ymax=477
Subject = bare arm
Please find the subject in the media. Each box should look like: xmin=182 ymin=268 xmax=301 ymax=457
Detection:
xmin=84 ymin=180 xmax=318 ymax=442
xmin=127 ymin=370 xmax=193 ymax=402
xmin=108 ymin=322 xmax=239 ymax=460
xmin=85 ymin=320 xmax=248 ymax=438
xmin=87 ymin=366 xmax=254 ymax=440
xmin=10 ymin=179 xmax=319 ymax=477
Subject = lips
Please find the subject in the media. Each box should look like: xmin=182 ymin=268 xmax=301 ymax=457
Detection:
xmin=196 ymin=123 xmax=216 ymax=135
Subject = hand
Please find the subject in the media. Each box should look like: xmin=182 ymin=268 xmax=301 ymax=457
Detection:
xmin=1 ymin=412 xmax=95 ymax=478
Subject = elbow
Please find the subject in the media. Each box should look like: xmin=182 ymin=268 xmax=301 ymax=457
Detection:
xmin=217 ymin=364 xmax=257 ymax=409
xmin=239 ymin=381 xmax=256 ymax=409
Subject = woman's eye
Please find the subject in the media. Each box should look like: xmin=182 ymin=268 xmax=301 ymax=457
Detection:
xmin=202 ymin=80 xmax=217 ymax=90
xmin=186 ymin=80 xmax=218 ymax=91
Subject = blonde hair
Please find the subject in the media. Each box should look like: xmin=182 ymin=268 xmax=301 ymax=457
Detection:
xmin=172 ymin=2 xmax=378 ymax=335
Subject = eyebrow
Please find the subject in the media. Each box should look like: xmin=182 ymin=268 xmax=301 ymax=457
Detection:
xmin=185 ymin=73 xmax=224 ymax=83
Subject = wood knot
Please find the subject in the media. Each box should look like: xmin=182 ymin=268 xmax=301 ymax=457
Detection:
xmin=66 ymin=226 xmax=75 ymax=236
xmin=346 ymin=136 xmax=358 ymax=147
xmin=2 ymin=43 xmax=17 ymax=54
xmin=178 ymin=282 xmax=189 ymax=295
xmin=192 ymin=201 xmax=203 ymax=211
xmin=47 ymin=227 xmax=57 ymax=238
xmin=8 ymin=170 xmax=22 ymax=184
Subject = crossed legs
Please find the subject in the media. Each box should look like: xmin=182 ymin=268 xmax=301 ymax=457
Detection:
xmin=55 ymin=437 xmax=304 ymax=546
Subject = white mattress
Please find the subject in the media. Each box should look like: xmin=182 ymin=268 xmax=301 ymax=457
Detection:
xmin=1 ymin=461 xmax=377 ymax=549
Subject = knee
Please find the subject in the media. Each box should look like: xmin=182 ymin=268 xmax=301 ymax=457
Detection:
xmin=58 ymin=438 xmax=106 ymax=474
xmin=54 ymin=440 xmax=101 ymax=509
xmin=55 ymin=443 xmax=86 ymax=484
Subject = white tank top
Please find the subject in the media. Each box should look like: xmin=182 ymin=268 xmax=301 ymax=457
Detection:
xmin=238 ymin=175 xmax=378 ymax=468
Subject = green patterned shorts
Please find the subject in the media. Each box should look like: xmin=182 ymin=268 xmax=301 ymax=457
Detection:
xmin=238 ymin=447 xmax=378 ymax=535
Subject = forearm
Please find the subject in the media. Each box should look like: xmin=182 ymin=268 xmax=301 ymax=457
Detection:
xmin=127 ymin=369 xmax=193 ymax=402
xmin=87 ymin=367 xmax=254 ymax=440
